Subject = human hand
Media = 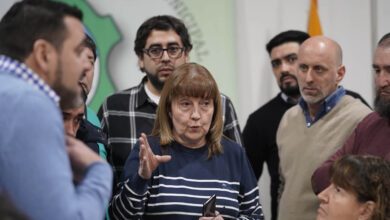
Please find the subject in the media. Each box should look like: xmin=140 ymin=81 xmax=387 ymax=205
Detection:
xmin=66 ymin=136 xmax=105 ymax=182
xmin=199 ymin=211 xmax=224 ymax=220
xmin=138 ymin=133 xmax=171 ymax=179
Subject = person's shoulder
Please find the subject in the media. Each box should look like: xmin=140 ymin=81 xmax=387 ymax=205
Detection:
xmin=356 ymin=112 xmax=384 ymax=129
xmin=247 ymin=94 xmax=284 ymax=118
xmin=104 ymin=82 xmax=143 ymax=102
xmin=219 ymin=93 xmax=232 ymax=103
xmin=0 ymin=76 xmax=58 ymax=114
xmin=100 ymin=82 xmax=144 ymax=112
xmin=345 ymin=89 xmax=366 ymax=102
xmin=282 ymin=104 xmax=301 ymax=118
xmin=0 ymin=77 xmax=63 ymax=146
xmin=341 ymin=95 xmax=372 ymax=113
xmin=221 ymin=137 xmax=244 ymax=153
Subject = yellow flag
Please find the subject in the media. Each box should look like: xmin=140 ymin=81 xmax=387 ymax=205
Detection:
xmin=308 ymin=0 xmax=323 ymax=36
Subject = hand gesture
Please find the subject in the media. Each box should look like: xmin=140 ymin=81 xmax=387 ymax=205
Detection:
xmin=138 ymin=133 xmax=171 ymax=179
xmin=66 ymin=136 xmax=105 ymax=183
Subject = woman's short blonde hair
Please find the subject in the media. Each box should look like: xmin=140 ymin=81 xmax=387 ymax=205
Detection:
xmin=330 ymin=154 xmax=390 ymax=220
xmin=151 ymin=63 xmax=223 ymax=158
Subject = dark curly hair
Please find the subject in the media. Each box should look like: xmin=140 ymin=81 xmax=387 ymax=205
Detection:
xmin=134 ymin=15 xmax=192 ymax=58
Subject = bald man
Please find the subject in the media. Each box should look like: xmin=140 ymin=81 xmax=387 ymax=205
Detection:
xmin=311 ymin=32 xmax=390 ymax=195
xmin=276 ymin=36 xmax=371 ymax=220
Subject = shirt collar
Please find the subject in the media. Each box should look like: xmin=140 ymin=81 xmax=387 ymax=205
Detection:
xmin=0 ymin=55 xmax=60 ymax=106
xmin=299 ymin=86 xmax=346 ymax=127
xmin=136 ymin=76 xmax=157 ymax=108
xmin=281 ymin=92 xmax=298 ymax=105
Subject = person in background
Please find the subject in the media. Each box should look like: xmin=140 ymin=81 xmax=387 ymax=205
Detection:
xmin=62 ymin=99 xmax=85 ymax=138
xmin=317 ymin=154 xmax=390 ymax=220
xmin=62 ymin=84 xmax=107 ymax=159
xmin=312 ymin=32 xmax=390 ymax=194
xmin=243 ymin=30 xmax=309 ymax=220
xmin=77 ymin=35 xmax=107 ymax=159
xmin=0 ymin=1 xmax=112 ymax=219
xmin=109 ymin=63 xmax=263 ymax=220
xmin=276 ymin=36 xmax=371 ymax=220
xmin=243 ymin=30 xmax=368 ymax=220
xmin=98 ymin=15 xmax=242 ymax=191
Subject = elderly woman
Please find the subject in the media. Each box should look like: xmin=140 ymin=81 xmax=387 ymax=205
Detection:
xmin=317 ymin=154 xmax=390 ymax=220
xmin=108 ymin=63 xmax=264 ymax=219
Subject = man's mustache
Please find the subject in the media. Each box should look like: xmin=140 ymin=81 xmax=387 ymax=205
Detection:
xmin=280 ymin=73 xmax=297 ymax=83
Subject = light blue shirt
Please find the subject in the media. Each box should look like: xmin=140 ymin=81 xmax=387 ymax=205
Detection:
xmin=0 ymin=56 xmax=112 ymax=220
xmin=299 ymin=86 xmax=346 ymax=127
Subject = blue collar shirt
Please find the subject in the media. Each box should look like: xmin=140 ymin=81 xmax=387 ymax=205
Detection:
xmin=299 ymin=86 xmax=346 ymax=127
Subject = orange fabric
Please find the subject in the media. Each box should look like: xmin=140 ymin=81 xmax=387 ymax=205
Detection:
xmin=308 ymin=0 xmax=323 ymax=36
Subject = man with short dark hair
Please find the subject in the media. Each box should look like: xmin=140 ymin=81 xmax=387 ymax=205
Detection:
xmin=77 ymin=35 xmax=107 ymax=159
xmin=312 ymin=32 xmax=390 ymax=194
xmin=98 ymin=15 xmax=242 ymax=188
xmin=243 ymin=30 xmax=309 ymax=220
xmin=0 ymin=1 xmax=112 ymax=219
xmin=276 ymin=36 xmax=371 ymax=220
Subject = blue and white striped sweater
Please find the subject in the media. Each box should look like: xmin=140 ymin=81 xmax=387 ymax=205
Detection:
xmin=110 ymin=137 xmax=264 ymax=219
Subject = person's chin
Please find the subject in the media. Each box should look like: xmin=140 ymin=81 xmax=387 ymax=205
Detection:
xmin=316 ymin=208 xmax=327 ymax=220
xmin=302 ymin=95 xmax=321 ymax=104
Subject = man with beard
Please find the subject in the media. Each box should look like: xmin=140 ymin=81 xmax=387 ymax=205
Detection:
xmin=276 ymin=36 xmax=371 ymax=220
xmin=98 ymin=15 xmax=242 ymax=190
xmin=243 ymin=30 xmax=309 ymax=220
xmin=312 ymin=32 xmax=390 ymax=195
xmin=0 ymin=1 xmax=112 ymax=220
xmin=242 ymin=30 xmax=367 ymax=220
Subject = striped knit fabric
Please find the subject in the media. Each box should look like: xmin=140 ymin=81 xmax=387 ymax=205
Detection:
xmin=109 ymin=137 xmax=264 ymax=219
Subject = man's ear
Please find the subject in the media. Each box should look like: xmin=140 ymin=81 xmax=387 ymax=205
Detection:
xmin=336 ymin=65 xmax=346 ymax=84
xmin=358 ymin=201 xmax=375 ymax=220
xmin=33 ymin=39 xmax=58 ymax=74
xmin=138 ymin=54 xmax=145 ymax=71
xmin=23 ymin=39 xmax=58 ymax=85
xmin=184 ymin=50 xmax=190 ymax=63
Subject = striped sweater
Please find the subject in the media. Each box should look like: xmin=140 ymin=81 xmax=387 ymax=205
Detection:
xmin=109 ymin=137 xmax=264 ymax=219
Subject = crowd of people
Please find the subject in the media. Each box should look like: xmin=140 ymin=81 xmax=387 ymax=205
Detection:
xmin=0 ymin=0 xmax=389 ymax=220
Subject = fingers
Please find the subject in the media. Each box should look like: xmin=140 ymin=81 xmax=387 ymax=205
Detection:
xmin=138 ymin=133 xmax=171 ymax=180
xmin=155 ymin=155 xmax=171 ymax=163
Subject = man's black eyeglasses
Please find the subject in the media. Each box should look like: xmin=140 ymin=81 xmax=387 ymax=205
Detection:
xmin=143 ymin=46 xmax=186 ymax=59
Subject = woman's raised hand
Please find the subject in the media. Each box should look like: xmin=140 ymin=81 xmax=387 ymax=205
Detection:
xmin=138 ymin=133 xmax=171 ymax=179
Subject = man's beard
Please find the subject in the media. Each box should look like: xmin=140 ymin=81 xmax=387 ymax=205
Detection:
xmin=279 ymin=74 xmax=300 ymax=97
xmin=52 ymin=62 xmax=83 ymax=110
xmin=374 ymin=89 xmax=390 ymax=119
xmin=146 ymin=71 xmax=165 ymax=92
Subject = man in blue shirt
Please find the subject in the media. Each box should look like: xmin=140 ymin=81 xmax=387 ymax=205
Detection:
xmin=0 ymin=1 xmax=112 ymax=220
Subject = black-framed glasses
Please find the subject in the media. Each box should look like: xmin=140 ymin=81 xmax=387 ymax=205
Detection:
xmin=143 ymin=46 xmax=186 ymax=59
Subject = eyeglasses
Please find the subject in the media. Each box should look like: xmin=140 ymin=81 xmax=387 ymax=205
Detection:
xmin=143 ymin=46 xmax=186 ymax=60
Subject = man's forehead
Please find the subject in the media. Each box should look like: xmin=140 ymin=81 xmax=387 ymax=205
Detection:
xmin=64 ymin=16 xmax=84 ymax=36
xmin=145 ymin=29 xmax=182 ymax=46
xmin=270 ymin=42 xmax=300 ymax=58
xmin=373 ymin=48 xmax=390 ymax=66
